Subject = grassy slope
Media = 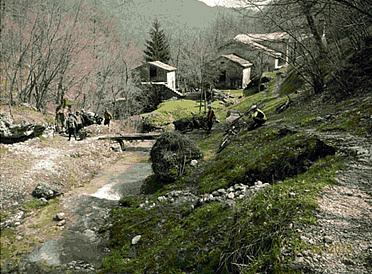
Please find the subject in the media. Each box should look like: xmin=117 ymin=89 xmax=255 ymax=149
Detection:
xmin=103 ymin=76 xmax=371 ymax=272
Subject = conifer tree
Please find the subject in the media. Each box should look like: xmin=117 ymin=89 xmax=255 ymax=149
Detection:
xmin=144 ymin=19 xmax=170 ymax=63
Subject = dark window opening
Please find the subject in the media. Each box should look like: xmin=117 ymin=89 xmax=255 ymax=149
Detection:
xmin=150 ymin=66 xmax=157 ymax=78
xmin=219 ymin=70 xmax=226 ymax=82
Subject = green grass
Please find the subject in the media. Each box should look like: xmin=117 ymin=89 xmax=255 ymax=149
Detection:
xmin=0 ymin=199 xmax=61 ymax=270
xmin=102 ymin=71 xmax=361 ymax=273
xmin=103 ymin=202 xmax=233 ymax=273
xmin=197 ymin=127 xmax=335 ymax=194
xmin=224 ymin=156 xmax=343 ymax=273
xmin=103 ymin=154 xmax=343 ymax=273
xmin=317 ymin=98 xmax=372 ymax=136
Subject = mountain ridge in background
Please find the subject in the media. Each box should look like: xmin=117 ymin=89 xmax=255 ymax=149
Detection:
xmin=97 ymin=0 xmax=241 ymax=46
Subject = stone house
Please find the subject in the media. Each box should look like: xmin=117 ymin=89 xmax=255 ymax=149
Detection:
xmin=135 ymin=61 xmax=177 ymax=91
xmin=214 ymin=54 xmax=253 ymax=89
xmin=134 ymin=61 xmax=183 ymax=99
xmin=218 ymin=32 xmax=290 ymax=80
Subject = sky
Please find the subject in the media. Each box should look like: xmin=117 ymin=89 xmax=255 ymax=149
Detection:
xmin=198 ymin=0 xmax=245 ymax=8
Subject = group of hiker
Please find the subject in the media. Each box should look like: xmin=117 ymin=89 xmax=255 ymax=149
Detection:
xmin=56 ymin=101 xmax=265 ymax=141
xmin=55 ymin=106 xmax=112 ymax=141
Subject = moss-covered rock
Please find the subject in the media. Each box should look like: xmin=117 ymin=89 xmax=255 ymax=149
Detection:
xmin=150 ymin=132 xmax=202 ymax=182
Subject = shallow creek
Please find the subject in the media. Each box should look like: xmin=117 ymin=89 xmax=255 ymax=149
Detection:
xmin=21 ymin=151 xmax=152 ymax=273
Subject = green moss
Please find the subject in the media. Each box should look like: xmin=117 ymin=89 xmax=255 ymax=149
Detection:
xmin=224 ymin=156 xmax=343 ymax=273
xmin=0 ymin=146 xmax=9 ymax=155
xmin=198 ymin=128 xmax=335 ymax=193
xmin=318 ymin=99 xmax=372 ymax=136
xmin=23 ymin=198 xmax=47 ymax=212
xmin=103 ymin=202 xmax=233 ymax=273
xmin=279 ymin=69 xmax=304 ymax=96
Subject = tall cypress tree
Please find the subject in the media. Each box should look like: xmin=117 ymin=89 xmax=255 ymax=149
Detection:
xmin=144 ymin=19 xmax=170 ymax=63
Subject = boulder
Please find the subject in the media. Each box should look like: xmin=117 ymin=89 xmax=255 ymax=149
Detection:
xmin=0 ymin=114 xmax=45 ymax=144
xmin=32 ymin=183 xmax=62 ymax=200
xmin=225 ymin=110 xmax=241 ymax=124
xmin=150 ymin=132 xmax=202 ymax=182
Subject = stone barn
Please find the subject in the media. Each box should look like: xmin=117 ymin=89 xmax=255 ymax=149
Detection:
xmin=219 ymin=32 xmax=290 ymax=76
xmin=136 ymin=61 xmax=177 ymax=91
xmin=134 ymin=61 xmax=183 ymax=100
xmin=215 ymin=54 xmax=253 ymax=89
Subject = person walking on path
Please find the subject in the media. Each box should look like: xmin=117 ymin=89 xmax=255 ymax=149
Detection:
xmin=206 ymin=105 xmax=216 ymax=134
xmin=66 ymin=112 xmax=77 ymax=141
xmin=104 ymin=109 xmax=113 ymax=127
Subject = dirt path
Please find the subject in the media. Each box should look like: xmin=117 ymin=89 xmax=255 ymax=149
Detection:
xmin=297 ymin=131 xmax=372 ymax=273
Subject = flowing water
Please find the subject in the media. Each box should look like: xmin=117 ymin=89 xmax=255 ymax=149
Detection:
xmin=20 ymin=151 xmax=153 ymax=273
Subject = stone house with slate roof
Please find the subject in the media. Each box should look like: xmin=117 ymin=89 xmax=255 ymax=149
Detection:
xmin=217 ymin=32 xmax=291 ymax=87
xmin=215 ymin=54 xmax=253 ymax=89
xmin=134 ymin=61 xmax=183 ymax=99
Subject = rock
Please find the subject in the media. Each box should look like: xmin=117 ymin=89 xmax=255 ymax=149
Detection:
xmin=342 ymin=259 xmax=355 ymax=266
xmin=227 ymin=193 xmax=235 ymax=199
xmin=217 ymin=189 xmax=226 ymax=194
xmin=39 ymin=198 xmax=48 ymax=204
xmin=227 ymin=187 xmax=234 ymax=192
xmin=32 ymin=183 xmax=62 ymax=200
xmin=0 ymin=114 xmax=45 ymax=144
xmin=150 ymin=132 xmax=202 ymax=182
xmin=323 ymin=236 xmax=333 ymax=244
xmin=225 ymin=111 xmax=241 ymax=124
xmin=212 ymin=191 xmax=219 ymax=196
xmin=157 ymin=196 xmax=167 ymax=203
xmin=255 ymin=180 xmax=263 ymax=186
xmin=190 ymin=159 xmax=198 ymax=167
xmin=289 ymin=192 xmax=296 ymax=197
xmin=131 ymin=235 xmax=142 ymax=245
xmin=57 ymin=220 xmax=66 ymax=226
xmin=54 ymin=212 xmax=65 ymax=221
xmin=16 ymin=235 xmax=23 ymax=241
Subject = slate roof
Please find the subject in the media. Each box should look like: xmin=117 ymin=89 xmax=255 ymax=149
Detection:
xmin=244 ymin=32 xmax=289 ymax=42
xmin=221 ymin=54 xmax=253 ymax=67
xmin=234 ymin=34 xmax=282 ymax=58
xmin=148 ymin=61 xmax=177 ymax=71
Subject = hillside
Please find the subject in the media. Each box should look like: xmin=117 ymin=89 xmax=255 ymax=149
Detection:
xmin=97 ymin=0 xmax=243 ymax=45
xmin=1 ymin=70 xmax=371 ymax=273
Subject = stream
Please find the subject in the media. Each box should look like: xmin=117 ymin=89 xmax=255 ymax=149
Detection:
xmin=19 ymin=151 xmax=153 ymax=273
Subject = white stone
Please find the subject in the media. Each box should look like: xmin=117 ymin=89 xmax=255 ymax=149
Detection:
xmin=227 ymin=193 xmax=235 ymax=199
xmin=157 ymin=196 xmax=167 ymax=203
xmin=255 ymin=180 xmax=263 ymax=186
xmin=54 ymin=212 xmax=65 ymax=221
xmin=217 ymin=189 xmax=226 ymax=194
xmin=131 ymin=235 xmax=142 ymax=245
xmin=190 ymin=159 xmax=198 ymax=167
xmin=57 ymin=220 xmax=66 ymax=226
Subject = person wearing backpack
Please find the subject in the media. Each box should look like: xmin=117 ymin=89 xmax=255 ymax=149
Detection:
xmin=104 ymin=109 xmax=113 ymax=127
xmin=66 ymin=112 xmax=77 ymax=141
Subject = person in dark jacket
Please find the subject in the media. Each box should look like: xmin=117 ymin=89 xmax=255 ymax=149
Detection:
xmin=66 ymin=113 xmax=77 ymax=141
xmin=104 ymin=109 xmax=113 ymax=127
xmin=206 ymin=105 xmax=215 ymax=134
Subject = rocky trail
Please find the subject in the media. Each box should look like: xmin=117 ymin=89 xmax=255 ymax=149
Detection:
xmin=292 ymin=130 xmax=372 ymax=273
